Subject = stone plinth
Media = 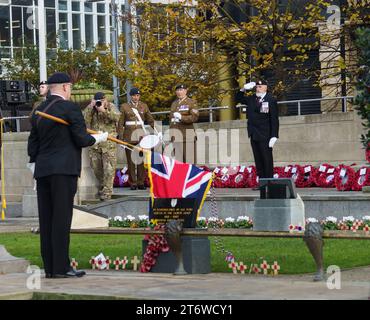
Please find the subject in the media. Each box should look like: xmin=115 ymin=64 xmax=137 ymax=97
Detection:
xmin=0 ymin=245 xmax=29 ymax=274
xmin=142 ymin=236 xmax=211 ymax=274
xmin=253 ymin=194 xmax=305 ymax=232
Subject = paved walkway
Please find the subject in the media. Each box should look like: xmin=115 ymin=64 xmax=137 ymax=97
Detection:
xmin=1 ymin=267 xmax=369 ymax=300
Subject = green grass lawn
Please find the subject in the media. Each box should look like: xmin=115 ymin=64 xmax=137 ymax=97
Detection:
xmin=0 ymin=232 xmax=370 ymax=274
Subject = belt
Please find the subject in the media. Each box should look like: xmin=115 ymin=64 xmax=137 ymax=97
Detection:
xmin=125 ymin=121 xmax=143 ymax=126
xmin=125 ymin=121 xmax=151 ymax=128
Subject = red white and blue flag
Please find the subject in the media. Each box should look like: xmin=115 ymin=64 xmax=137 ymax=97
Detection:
xmin=146 ymin=151 xmax=212 ymax=217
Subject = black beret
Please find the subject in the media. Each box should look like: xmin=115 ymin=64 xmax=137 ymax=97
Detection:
xmin=39 ymin=80 xmax=48 ymax=86
xmin=129 ymin=87 xmax=140 ymax=95
xmin=94 ymin=92 xmax=105 ymax=100
xmin=47 ymin=72 xmax=71 ymax=84
xmin=256 ymin=79 xmax=268 ymax=86
xmin=175 ymin=84 xmax=187 ymax=90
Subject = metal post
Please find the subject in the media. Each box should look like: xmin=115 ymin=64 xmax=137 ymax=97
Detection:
xmin=297 ymin=101 xmax=301 ymax=116
xmin=209 ymin=107 xmax=213 ymax=123
xmin=124 ymin=0 xmax=133 ymax=102
xmin=339 ymin=0 xmax=347 ymax=112
xmin=343 ymin=97 xmax=347 ymax=113
xmin=111 ymin=0 xmax=120 ymax=109
xmin=38 ymin=0 xmax=47 ymax=82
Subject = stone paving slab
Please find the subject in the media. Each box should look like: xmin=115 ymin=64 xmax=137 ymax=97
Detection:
xmin=1 ymin=268 xmax=369 ymax=300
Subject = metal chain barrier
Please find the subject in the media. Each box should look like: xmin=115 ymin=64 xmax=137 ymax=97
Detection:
xmin=209 ymin=179 xmax=235 ymax=262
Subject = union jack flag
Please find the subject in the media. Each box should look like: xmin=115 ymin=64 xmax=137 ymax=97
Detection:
xmin=146 ymin=151 xmax=213 ymax=216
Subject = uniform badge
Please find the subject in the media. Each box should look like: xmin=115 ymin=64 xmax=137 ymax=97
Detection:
xmin=179 ymin=105 xmax=189 ymax=111
xmin=260 ymin=102 xmax=269 ymax=113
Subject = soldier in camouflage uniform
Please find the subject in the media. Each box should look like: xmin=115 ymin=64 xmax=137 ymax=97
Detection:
xmin=118 ymin=87 xmax=154 ymax=190
xmin=83 ymin=92 xmax=120 ymax=200
xmin=169 ymin=84 xmax=199 ymax=163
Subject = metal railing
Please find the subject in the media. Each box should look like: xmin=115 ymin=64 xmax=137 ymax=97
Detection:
xmin=277 ymin=96 xmax=354 ymax=115
xmin=0 ymin=116 xmax=29 ymax=133
xmin=236 ymin=96 xmax=354 ymax=116
xmin=152 ymin=105 xmax=230 ymax=123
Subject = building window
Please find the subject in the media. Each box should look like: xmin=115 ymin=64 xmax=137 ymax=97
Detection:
xmin=72 ymin=14 xmax=81 ymax=49
xmin=11 ymin=0 xmax=32 ymax=5
xmin=58 ymin=12 xmax=68 ymax=49
xmin=11 ymin=6 xmax=22 ymax=47
xmin=97 ymin=3 xmax=105 ymax=13
xmin=72 ymin=1 xmax=80 ymax=11
xmin=84 ymin=2 xmax=92 ymax=13
xmin=85 ymin=14 xmax=94 ymax=49
xmin=58 ymin=0 xmax=67 ymax=11
xmin=45 ymin=0 xmax=55 ymax=8
xmin=46 ymin=8 xmax=56 ymax=48
xmin=23 ymin=6 xmax=34 ymax=45
xmin=97 ymin=15 xmax=105 ymax=45
xmin=0 ymin=6 xmax=10 ymax=47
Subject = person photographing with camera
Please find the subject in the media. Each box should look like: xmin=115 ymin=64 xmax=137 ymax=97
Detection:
xmin=84 ymin=92 xmax=120 ymax=201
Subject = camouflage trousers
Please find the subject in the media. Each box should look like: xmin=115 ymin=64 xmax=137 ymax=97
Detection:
xmin=89 ymin=147 xmax=117 ymax=200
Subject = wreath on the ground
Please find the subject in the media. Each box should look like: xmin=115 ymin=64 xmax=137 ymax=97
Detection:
xmin=295 ymin=165 xmax=317 ymax=188
xmin=228 ymin=166 xmax=248 ymax=188
xmin=245 ymin=166 xmax=258 ymax=188
xmin=113 ymin=168 xmax=130 ymax=187
xmin=334 ymin=164 xmax=356 ymax=191
xmin=352 ymin=166 xmax=370 ymax=191
xmin=314 ymin=163 xmax=337 ymax=188
xmin=140 ymin=225 xmax=170 ymax=273
xmin=273 ymin=167 xmax=285 ymax=179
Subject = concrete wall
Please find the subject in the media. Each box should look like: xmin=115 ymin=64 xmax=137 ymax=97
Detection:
xmin=2 ymin=111 xmax=367 ymax=203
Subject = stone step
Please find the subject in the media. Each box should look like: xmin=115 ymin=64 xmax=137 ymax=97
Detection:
xmin=0 ymin=246 xmax=29 ymax=274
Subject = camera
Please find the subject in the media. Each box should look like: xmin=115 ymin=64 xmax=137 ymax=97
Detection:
xmin=95 ymin=100 xmax=102 ymax=107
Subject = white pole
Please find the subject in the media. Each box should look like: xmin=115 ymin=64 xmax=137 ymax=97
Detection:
xmin=38 ymin=0 xmax=47 ymax=82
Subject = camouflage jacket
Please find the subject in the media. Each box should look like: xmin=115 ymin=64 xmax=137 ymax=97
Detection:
xmin=83 ymin=102 xmax=120 ymax=150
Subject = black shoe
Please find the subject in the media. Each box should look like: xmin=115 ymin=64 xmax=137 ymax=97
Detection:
xmin=130 ymin=186 xmax=137 ymax=190
xmin=45 ymin=273 xmax=52 ymax=279
xmin=138 ymin=185 xmax=146 ymax=190
xmin=252 ymin=187 xmax=260 ymax=191
xmin=52 ymin=270 xmax=86 ymax=278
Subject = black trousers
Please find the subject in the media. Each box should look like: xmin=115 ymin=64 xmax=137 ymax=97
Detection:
xmin=250 ymin=139 xmax=274 ymax=179
xmin=36 ymin=175 xmax=77 ymax=274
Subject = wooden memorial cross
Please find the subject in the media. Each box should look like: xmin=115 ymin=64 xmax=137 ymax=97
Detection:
xmin=271 ymin=261 xmax=280 ymax=276
xmin=113 ymin=257 xmax=121 ymax=270
xmin=105 ymin=256 xmax=111 ymax=270
xmin=121 ymin=256 xmax=128 ymax=270
xmin=70 ymin=258 xmax=78 ymax=271
xmin=131 ymin=256 xmax=140 ymax=271
xmin=228 ymin=259 xmax=239 ymax=274
xmin=260 ymin=260 xmax=270 ymax=275
xmin=238 ymin=262 xmax=247 ymax=274
xmin=89 ymin=256 xmax=96 ymax=270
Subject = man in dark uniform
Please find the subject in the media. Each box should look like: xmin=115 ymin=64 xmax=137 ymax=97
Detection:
xmin=168 ymin=84 xmax=198 ymax=163
xmin=27 ymin=72 xmax=108 ymax=278
xmin=118 ymin=87 xmax=154 ymax=190
xmin=235 ymin=79 xmax=279 ymax=182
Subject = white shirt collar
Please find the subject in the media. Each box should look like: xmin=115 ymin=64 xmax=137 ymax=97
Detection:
xmin=51 ymin=93 xmax=66 ymax=100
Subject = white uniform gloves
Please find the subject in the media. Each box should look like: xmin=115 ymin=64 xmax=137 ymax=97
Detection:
xmin=157 ymin=132 xmax=163 ymax=141
xmin=173 ymin=112 xmax=182 ymax=121
xmin=92 ymin=132 xmax=109 ymax=146
xmin=241 ymin=82 xmax=256 ymax=92
xmin=269 ymin=137 xmax=278 ymax=148
xmin=27 ymin=162 xmax=35 ymax=175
